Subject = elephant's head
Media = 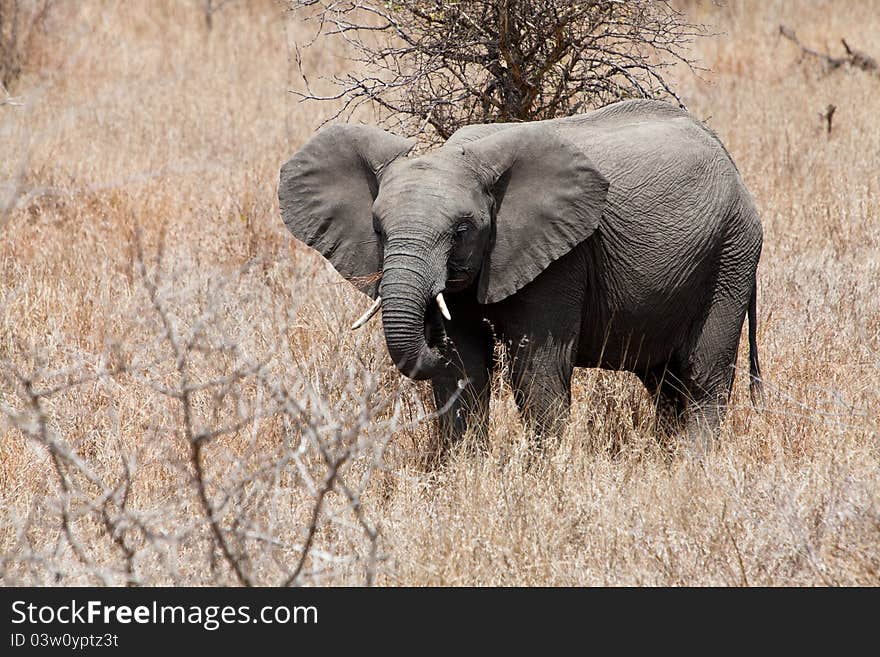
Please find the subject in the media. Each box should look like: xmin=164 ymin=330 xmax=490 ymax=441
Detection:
xmin=279 ymin=123 xmax=608 ymax=380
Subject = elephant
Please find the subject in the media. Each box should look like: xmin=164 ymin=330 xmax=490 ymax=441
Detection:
xmin=278 ymin=99 xmax=764 ymax=455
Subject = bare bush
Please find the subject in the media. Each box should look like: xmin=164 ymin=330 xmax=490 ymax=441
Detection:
xmin=289 ymin=0 xmax=707 ymax=140
xmin=0 ymin=234 xmax=433 ymax=586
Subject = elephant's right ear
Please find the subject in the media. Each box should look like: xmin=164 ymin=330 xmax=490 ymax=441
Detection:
xmin=465 ymin=124 xmax=608 ymax=304
xmin=279 ymin=125 xmax=415 ymax=298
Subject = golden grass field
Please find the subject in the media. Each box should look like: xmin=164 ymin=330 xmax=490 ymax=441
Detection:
xmin=1 ymin=0 xmax=878 ymax=585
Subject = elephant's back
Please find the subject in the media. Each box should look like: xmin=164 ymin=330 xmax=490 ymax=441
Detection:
xmin=555 ymin=101 xmax=748 ymax=253
xmin=446 ymin=100 xmax=741 ymax=199
xmin=558 ymin=102 xmax=739 ymax=204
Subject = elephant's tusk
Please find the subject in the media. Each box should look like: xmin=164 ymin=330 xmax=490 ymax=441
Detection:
xmin=436 ymin=293 xmax=452 ymax=321
xmin=351 ymin=296 xmax=382 ymax=330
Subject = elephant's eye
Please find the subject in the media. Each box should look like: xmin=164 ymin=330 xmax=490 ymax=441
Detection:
xmin=454 ymin=221 xmax=471 ymax=238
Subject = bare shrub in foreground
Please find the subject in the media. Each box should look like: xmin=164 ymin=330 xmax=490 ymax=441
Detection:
xmin=289 ymin=0 xmax=708 ymax=140
xmin=0 ymin=235 xmax=431 ymax=586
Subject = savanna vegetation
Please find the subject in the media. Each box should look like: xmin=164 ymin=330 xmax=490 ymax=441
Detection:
xmin=1 ymin=0 xmax=878 ymax=585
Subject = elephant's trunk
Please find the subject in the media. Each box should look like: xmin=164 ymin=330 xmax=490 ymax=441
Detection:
xmin=379 ymin=242 xmax=447 ymax=380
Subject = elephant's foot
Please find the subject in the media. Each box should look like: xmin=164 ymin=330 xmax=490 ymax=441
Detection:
xmin=678 ymin=396 xmax=728 ymax=459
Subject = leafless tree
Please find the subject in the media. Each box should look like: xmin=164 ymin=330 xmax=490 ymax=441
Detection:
xmin=288 ymin=0 xmax=708 ymax=141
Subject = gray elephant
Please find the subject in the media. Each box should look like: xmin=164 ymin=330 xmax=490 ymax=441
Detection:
xmin=279 ymin=99 xmax=764 ymax=454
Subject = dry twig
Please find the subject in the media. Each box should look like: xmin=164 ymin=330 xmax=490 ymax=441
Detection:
xmin=779 ymin=25 xmax=877 ymax=74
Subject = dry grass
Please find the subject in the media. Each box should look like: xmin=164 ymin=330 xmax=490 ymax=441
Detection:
xmin=1 ymin=0 xmax=878 ymax=586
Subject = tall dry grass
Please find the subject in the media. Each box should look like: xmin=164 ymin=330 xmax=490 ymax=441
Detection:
xmin=0 ymin=0 xmax=878 ymax=585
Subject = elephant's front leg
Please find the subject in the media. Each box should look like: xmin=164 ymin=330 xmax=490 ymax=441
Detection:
xmin=430 ymin=320 xmax=494 ymax=460
xmin=507 ymin=336 xmax=576 ymax=442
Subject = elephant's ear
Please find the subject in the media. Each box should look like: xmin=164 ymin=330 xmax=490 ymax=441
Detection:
xmin=465 ymin=125 xmax=609 ymax=304
xmin=279 ymin=124 xmax=415 ymax=298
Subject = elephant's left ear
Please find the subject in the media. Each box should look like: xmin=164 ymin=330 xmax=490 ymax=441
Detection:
xmin=465 ymin=125 xmax=609 ymax=304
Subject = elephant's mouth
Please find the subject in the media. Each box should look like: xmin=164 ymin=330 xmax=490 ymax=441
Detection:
xmin=424 ymin=299 xmax=448 ymax=351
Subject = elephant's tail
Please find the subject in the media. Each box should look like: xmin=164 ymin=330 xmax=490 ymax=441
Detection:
xmin=748 ymin=280 xmax=765 ymax=412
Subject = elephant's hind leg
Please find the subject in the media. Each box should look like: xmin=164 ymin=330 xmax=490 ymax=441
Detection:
xmin=680 ymin=292 xmax=750 ymax=455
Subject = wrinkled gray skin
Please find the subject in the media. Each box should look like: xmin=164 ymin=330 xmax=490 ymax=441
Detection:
xmin=279 ymin=100 xmax=764 ymax=455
